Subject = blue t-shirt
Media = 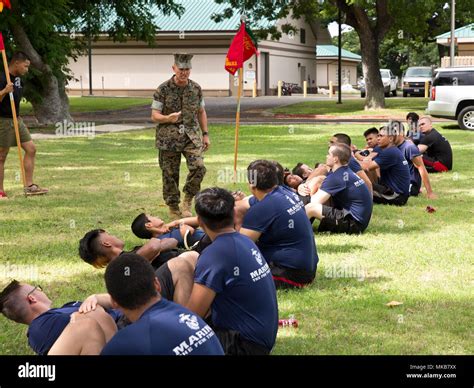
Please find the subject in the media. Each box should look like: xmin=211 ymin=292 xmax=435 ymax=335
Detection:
xmin=348 ymin=156 xmax=362 ymax=173
xmin=194 ymin=232 xmax=278 ymax=351
xmin=157 ymin=228 xmax=205 ymax=248
xmin=397 ymin=140 xmax=422 ymax=192
xmin=320 ymin=166 xmax=373 ymax=229
xmin=242 ymin=186 xmax=318 ymax=273
xmin=101 ymin=299 xmax=224 ymax=355
xmin=27 ymin=302 xmax=122 ymax=355
xmin=374 ymin=146 xmax=410 ymax=195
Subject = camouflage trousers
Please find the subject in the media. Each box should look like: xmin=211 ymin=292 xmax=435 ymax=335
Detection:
xmin=158 ymin=143 xmax=206 ymax=208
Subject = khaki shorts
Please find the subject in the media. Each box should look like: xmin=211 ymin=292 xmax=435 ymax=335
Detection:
xmin=0 ymin=117 xmax=32 ymax=148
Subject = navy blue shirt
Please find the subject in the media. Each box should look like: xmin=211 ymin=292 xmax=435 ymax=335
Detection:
xmin=27 ymin=302 xmax=122 ymax=355
xmin=348 ymin=156 xmax=362 ymax=173
xmin=320 ymin=166 xmax=373 ymax=229
xmin=374 ymin=146 xmax=410 ymax=195
xmin=101 ymin=299 xmax=224 ymax=355
xmin=242 ymin=186 xmax=318 ymax=273
xmin=194 ymin=232 xmax=278 ymax=351
xmin=397 ymin=140 xmax=422 ymax=193
xmin=157 ymin=228 xmax=205 ymax=248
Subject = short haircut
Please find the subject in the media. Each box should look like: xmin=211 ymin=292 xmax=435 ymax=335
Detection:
xmin=387 ymin=120 xmax=404 ymax=136
xmin=333 ymin=133 xmax=352 ymax=146
xmin=406 ymin=112 xmax=419 ymax=122
xmin=11 ymin=51 xmax=30 ymax=63
xmin=105 ymin=253 xmax=157 ymax=310
xmin=292 ymin=162 xmax=305 ymax=178
xmin=247 ymin=160 xmax=278 ymax=190
xmin=0 ymin=280 xmax=29 ymax=323
xmin=195 ymin=187 xmax=235 ymax=230
xmin=419 ymin=116 xmax=432 ymax=123
xmin=272 ymin=161 xmax=285 ymax=185
xmin=78 ymin=229 xmax=106 ymax=268
xmin=329 ymin=143 xmax=351 ymax=165
xmin=363 ymin=127 xmax=379 ymax=137
xmin=131 ymin=213 xmax=152 ymax=239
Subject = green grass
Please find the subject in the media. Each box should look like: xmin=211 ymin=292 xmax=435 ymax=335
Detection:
xmin=20 ymin=96 xmax=150 ymax=115
xmin=273 ymin=97 xmax=431 ymax=117
xmin=0 ymin=124 xmax=473 ymax=355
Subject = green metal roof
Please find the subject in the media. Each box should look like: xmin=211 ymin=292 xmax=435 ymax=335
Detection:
xmin=102 ymin=0 xmax=273 ymax=32
xmin=316 ymin=45 xmax=361 ymax=60
xmin=436 ymin=23 xmax=474 ymax=39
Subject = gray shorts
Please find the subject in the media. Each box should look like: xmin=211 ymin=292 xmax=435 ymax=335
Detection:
xmin=0 ymin=117 xmax=32 ymax=147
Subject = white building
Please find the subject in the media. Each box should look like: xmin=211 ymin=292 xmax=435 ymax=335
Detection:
xmin=67 ymin=0 xmax=361 ymax=97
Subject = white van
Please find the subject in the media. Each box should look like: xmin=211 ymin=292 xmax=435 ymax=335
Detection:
xmin=427 ymin=67 xmax=474 ymax=130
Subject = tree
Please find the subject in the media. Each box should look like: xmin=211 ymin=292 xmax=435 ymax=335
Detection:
xmin=0 ymin=0 xmax=183 ymax=124
xmin=213 ymin=0 xmax=472 ymax=110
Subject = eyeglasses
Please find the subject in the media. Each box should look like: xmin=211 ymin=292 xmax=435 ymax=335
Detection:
xmin=26 ymin=285 xmax=42 ymax=298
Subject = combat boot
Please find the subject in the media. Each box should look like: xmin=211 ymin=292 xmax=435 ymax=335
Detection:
xmin=180 ymin=195 xmax=193 ymax=217
xmin=168 ymin=206 xmax=182 ymax=220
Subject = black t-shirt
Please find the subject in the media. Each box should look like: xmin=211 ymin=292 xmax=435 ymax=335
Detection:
xmin=0 ymin=72 xmax=22 ymax=118
xmin=419 ymin=128 xmax=453 ymax=169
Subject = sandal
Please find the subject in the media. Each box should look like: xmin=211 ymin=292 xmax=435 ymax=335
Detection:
xmin=24 ymin=184 xmax=49 ymax=196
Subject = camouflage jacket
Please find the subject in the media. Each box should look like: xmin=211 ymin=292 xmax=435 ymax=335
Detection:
xmin=152 ymin=77 xmax=205 ymax=151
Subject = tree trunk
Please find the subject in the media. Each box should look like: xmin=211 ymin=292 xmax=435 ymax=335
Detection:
xmin=11 ymin=24 xmax=72 ymax=125
xmin=359 ymin=30 xmax=385 ymax=109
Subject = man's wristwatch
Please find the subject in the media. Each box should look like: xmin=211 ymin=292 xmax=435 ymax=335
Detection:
xmin=202 ymin=131 xmax=209 ymax=136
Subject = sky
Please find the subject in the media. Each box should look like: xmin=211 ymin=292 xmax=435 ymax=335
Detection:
xmin=328 ymin=21 xmax=353 ymax=37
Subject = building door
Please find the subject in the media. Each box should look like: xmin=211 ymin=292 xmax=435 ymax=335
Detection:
xmin=260 ymin=52 xmax=270 ymax=96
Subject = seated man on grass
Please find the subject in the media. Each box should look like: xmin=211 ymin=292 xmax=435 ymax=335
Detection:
xmin=79 ymin=230 xmax=198 ymax=305
xmin=186 ymin=187 xmax=278 ymax=355
xmin=100 ymin=253 xmax=224 ymax=355
xmin=417 ymin=116 xmax=453 ymax=173
xmin=390 ymin=120 xmax=436 ymax=199
xmin=306 ymin=143 xmax=372 ymax=234
xmin=240 ymin=160 xmax=319 ymax=289
xmin=361 ymin=125 xmax=411 ymax=206
xmin=131 ymin=212 xmax=206 ymax=250
xmin=0 ymin=280 xmax=118 ymax=355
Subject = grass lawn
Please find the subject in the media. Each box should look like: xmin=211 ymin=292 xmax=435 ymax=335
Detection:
xmin=0 ymin=124 xmax=472 ymax=355
xmin=272 ymin=97 xmax=431 ymax=117
xmin=20 ymin=96 xmax=150 ymax=115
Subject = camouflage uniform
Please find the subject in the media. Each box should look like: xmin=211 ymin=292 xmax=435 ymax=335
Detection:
xmin=152 ymin=76 xmax=207 ymax=208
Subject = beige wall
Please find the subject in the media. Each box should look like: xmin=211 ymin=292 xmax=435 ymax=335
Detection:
xmin=315 ymin=60 xmax=359 ymax=87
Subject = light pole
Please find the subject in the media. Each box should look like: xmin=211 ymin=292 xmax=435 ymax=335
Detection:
xmin=450 ymin=0 xmax=455 ymax=67
xmin=337 ymin=7 xmax=342 ymax=104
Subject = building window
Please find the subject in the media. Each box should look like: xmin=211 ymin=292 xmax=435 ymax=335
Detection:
xmin=300 ymin=28 xmax=306 ymax=44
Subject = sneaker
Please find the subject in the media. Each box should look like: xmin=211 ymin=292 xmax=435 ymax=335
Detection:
xmin=24 ymin=184 xmax=49 ymax=196
xmin=0 ymin=190 xmax=7 ymax=199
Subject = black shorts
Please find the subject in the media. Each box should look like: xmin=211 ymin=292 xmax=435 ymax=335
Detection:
xmin=270 ymin=262 xmax=316 ymax=289
xmin=151 ymin=249 xmax=181 ymax=270
xmin=409 ymin=182 xmax=421 ymax=197
xmin=372 ymin=182 xmax=409 ymax=206
xmin=211 ymin=326 xmax=270 ymax=355
xmin=192 ymin=234 xmax=212 ymax=254
xmin=155 ymin=262 xmax=174 ymax=301
xmin=318 ymin=205 xmax=365 ymax=234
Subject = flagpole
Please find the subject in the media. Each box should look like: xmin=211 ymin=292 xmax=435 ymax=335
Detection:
xmin=233 ymin=67 xmax=243 ymax=183
xmin=1 ymin=48 xmax=27 ymax=193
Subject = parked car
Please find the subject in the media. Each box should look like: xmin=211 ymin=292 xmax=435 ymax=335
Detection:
xmin=402 ymin=66 xmax=433 ymax=97
xmin=360 ymin=69 xmax=398 ymax=98
xmin=427 ymin=67 xmax=474 ymax=130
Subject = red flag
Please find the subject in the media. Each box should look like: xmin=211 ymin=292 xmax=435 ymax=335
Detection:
xmin=0 ymin=0 xmax=11 ymax=13
xmin=0 ymin=33 xmax=4 ymax=51
xmin=225 ymin=22 xmax=258 ymax=75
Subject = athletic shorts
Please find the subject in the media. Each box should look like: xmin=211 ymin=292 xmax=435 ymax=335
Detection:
xmin=409 ymin=182 xmax=421 ymax=197
xmin=150 ymin=249 xmax=181 ymax=270
xmin=211 ymin=326 xmax=270 ymax=355
xmin=270 ymin=262 xmax=316 ymax=289
xmin=0 ymin=117 xmax=31 ymax=147
xmin=422 ymin=156 xmax=450 ymax=173
xmin=318 ymin=205 xmax=365 ymax=234
xmin=373 ymin=182 xmax=409 ymax=206
xmin=192 ymin=234 xmax=212 ymax=254
xmin=155 ymin=262 xmax=175 ymax=302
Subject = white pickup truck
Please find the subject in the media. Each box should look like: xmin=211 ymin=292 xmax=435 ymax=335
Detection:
xmin=360 ymin=69 xmax=398 ymax=98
